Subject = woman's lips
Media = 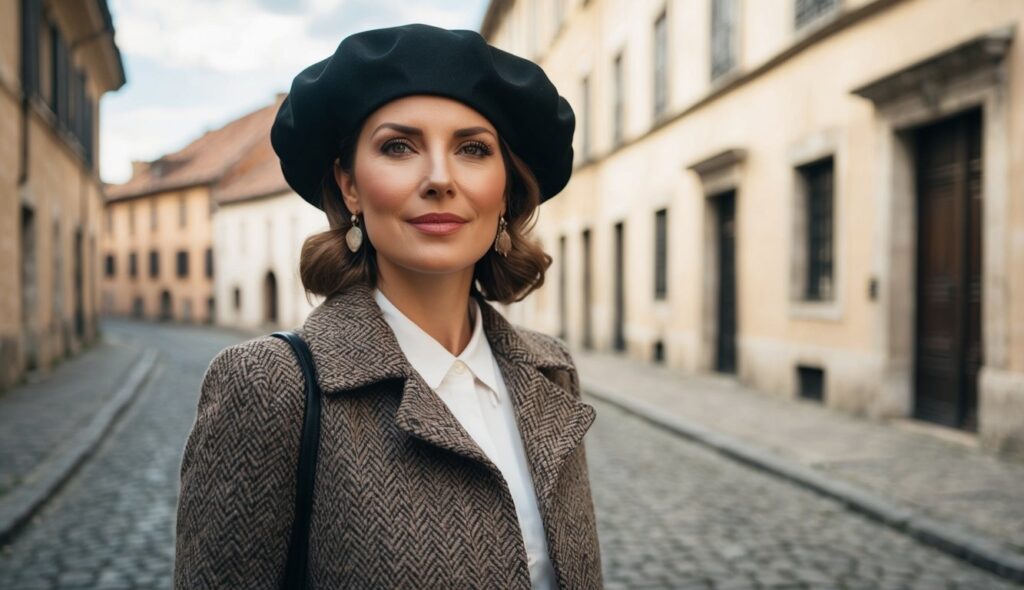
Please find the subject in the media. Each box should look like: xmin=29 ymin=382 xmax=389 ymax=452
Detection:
xmin=408 ymin=220 xmax=465 ymax=235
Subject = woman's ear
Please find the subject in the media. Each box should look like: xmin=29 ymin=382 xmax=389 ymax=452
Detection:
xmin=333 ymin=161 xmax=360 ymax=214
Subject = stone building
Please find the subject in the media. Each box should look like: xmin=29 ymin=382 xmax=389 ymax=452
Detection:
xmin=0 ymin=0 xmax=125 ymax=388
xmin=482 ymin=0 xmax=1024 ymax=454
xmin=102 ymin=95 xmax=326 ymax=331
xmin=210 ymin=99 xmax=327 ymax=332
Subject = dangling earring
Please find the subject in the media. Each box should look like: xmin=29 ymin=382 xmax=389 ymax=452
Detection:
xmin=346 ymin=213 xmax=363 ymax=252
xmin=494 ymin=215 xmax=511 ymax=257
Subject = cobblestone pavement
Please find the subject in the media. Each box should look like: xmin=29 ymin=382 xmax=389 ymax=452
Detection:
xmin=0 ymin=340 xmax=142 ymax=497
xmin=0 ymin=319 xmax=238 ymax=590
xmin=0 ymin=318 xmax=1018 ymax=589
xmin=586 ymin=400 xmax=1021 ymax=589
xmin=574 ymin=349 xmax=1024 ymax=555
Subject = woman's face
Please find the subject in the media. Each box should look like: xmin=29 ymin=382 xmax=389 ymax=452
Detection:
xmin=335 ymin=94 xmax=507 ymax=277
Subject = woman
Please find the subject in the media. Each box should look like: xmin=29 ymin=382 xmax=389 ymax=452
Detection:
xmin=174 ymin=23 xmax=602 ymax=589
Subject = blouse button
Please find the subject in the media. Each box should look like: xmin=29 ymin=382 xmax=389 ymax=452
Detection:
xmin=453 ymin=361 xmax=466 ymax=375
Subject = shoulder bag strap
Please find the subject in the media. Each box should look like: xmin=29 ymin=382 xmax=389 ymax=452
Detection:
xmin=269 ymin=330 xmax=322 ymax=590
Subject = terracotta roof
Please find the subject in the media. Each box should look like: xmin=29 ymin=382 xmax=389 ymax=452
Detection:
xmin=212 ymin=112 xmax=292 ymax=205
xmin=106 ymin=95 xmax=287 ymax=202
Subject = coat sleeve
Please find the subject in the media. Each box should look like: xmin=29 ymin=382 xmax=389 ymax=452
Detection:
xmin=174 ymin=342 xmax=298 ymax=589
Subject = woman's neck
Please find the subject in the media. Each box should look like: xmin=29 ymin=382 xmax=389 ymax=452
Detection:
xmin=375 ymin=263 xmax=475 ymax=356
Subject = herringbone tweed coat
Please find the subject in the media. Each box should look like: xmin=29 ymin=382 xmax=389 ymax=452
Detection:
xmin=174 ymin=281 xmax=603 ymax=589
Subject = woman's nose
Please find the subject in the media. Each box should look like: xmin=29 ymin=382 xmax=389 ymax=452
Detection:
xmin=422 ymin=153 xmax=455 ymax=197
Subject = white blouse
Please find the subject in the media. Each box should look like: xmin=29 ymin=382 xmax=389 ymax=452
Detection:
xmin=374 ymin=287 xmax=557 ymax=590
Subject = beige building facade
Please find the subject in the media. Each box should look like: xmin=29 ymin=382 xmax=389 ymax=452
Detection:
xmin=0 ymin=0 xmax=124 ymax=388
xmin=103 ymin=95 xmax=327 ymax=332
xmin=210 ymin=99 xmax=327 ymax=332
xmin=483 ymin=0 xmax=1024 ymax=454
xmin=102 ymin=99 xmax=285 ymax=325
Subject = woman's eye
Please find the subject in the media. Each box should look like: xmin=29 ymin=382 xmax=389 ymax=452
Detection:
xmin=461 ymin=141 xmax=493 ymax=157
xmin=382 ymin=140 xmax=413 ymax=155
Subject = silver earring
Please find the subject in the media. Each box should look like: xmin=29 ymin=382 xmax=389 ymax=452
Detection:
xmin=346 ymin=213 xmax=363 ymax=252
xmin=494 ymin=215 xmax=511 ymax=257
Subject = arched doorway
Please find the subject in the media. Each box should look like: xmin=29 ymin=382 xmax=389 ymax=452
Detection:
xmin=159 ymin=290 xmax=173 ymax=321
xmin=263 ymin=271 xmax=278 ymax=325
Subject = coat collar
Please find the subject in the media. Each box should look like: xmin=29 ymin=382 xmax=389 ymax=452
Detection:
xmin=299 ymin=281 xmax=595 ymax=509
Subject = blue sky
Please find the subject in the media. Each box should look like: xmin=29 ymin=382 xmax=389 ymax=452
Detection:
xmin=100 ymin=0 xmax=490 ymax=184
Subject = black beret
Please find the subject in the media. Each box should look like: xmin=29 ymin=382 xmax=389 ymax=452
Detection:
xmin=270 ymin=23 xmax=576 ymax=210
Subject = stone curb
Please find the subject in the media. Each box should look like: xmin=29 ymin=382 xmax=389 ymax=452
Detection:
xmin=581 ymin=378 xmax=1024 ymax=584
xmin=0 ymin=348 xmax=160 ymax=547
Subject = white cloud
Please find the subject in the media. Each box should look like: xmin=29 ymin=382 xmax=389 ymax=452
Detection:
xmin=101 ymin=0 xmax=488 ymax=183
xmin=111 ymin=0 xmax=339 ymax=73
xmin=101 ymin=104 xmax=236 ymax=183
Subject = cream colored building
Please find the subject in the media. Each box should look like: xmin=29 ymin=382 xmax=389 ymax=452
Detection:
xmin=483 ymin=0 xmax=1024 ymax=454
xmin=102 ymin=98 xmax=285 ymax=325
xmin=210 ymin=106 xmax=327 ymax=331
xmin=103 ymin=94 xmax=327 ymax=332
xmin=0 ymin=0 xmax=124 ymax=388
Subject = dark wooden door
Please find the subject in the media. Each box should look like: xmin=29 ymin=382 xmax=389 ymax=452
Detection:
xmin=582 ymin=228 xmax=593 ymax=349
xmin=913 ymin=108 xmax=982 ymax=431
xmin=715 ymin=191 xmax=737 ymax=374
xmin=613 ymin=222 xmax=626 ymax=351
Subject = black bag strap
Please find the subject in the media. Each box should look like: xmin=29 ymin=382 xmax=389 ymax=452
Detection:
xmin=269 ymin=330 xmax=322 ymax=590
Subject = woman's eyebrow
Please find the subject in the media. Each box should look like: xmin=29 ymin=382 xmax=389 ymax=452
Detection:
xmin=371 ymin=123 xmax=496 ymax=139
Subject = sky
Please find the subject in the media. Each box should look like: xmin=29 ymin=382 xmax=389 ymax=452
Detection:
xmin=100 ymin=0 xmax=490 ymax=184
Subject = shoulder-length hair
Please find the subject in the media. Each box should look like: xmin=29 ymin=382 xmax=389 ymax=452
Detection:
xmin=299 ymin=133 xmax=553 ymax=305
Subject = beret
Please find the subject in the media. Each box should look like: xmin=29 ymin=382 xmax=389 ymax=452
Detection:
xmin=270 ymin=23 xmax=576 ymax=210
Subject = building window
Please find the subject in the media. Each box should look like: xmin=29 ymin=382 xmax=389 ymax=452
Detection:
xmin=50 ymin=22 xmax=70 ymax=129
xmin=797 ymin=365 xmax=826 ymax=401
xmin=580 ymin=75 xmax=591 ymax=161
xmin=21 ymin=0 xmax=43 ymax=98
xmin=129 ymin=252 xmax=137 ymax=279
xmin=72 ymin=70 xmax=94 ymax=168
xmin=104 ymin=254 xmax=116 ymax=277
xmin=149 ymin=250 xmax=159 ymax=279
xmin=128 ymin=202 xmax=135 ymax=235
xmin=205 ymin=247 xmax=214 ymax=278
xmin=612 ymin=51 xmax=625 ymax=146
xmin=795 ymin=0 xmax=839 ymax=29
xmin=711 ymin=0 xmax=737 ymax=80
xmin=150 ymin=200 xmax=158 ymax=231
xmin=178 ymin=194 xmax=187 ymax=227
xmin=176 ymin=250 xmax=189 ymax=278
xmin=652 ymin=9 xmax=668 ymax=121
xmin=105 ymin=208 xmax=112 ymax=234
xmin=798 ymin=157 xmax=834 ymax=300
xmin=233 ymin=286 xmax=242 ymax=310
xmin=654 ymin=208 xmax=668 ymax=300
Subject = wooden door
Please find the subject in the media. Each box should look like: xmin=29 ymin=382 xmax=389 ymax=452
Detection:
xmin=715 ymin=191 xmax=738 ymax=374
xmin=582 ymin=228 xmax=593 ymax=349
xmin=913 ymin=108 xmax=982 ymax=431
xmin=613 ymin=222 xmax=626 ymax=351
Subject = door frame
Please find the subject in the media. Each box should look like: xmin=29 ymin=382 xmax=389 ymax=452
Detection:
xmin=687 ymin=148 xmax=746 ymax=374
xmin=853 ymin=27 xmax=1012 ymax=424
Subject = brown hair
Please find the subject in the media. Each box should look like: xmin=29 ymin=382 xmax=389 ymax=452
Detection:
xmin=299 ymin=133 xmax=552 ymax=305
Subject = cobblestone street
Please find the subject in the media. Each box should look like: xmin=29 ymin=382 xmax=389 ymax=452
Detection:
xmin=0 ymin=319 xmax=1019 ymax=589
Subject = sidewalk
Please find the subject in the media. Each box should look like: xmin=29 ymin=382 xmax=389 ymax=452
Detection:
xmin=0 ymin=336 xmax=157 ymax=545
xmin=573 ymin=348 xmax=1024 ymax=582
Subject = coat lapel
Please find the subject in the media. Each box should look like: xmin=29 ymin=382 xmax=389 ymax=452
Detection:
xmin=299 ymin=282 xmax=597 ymax=511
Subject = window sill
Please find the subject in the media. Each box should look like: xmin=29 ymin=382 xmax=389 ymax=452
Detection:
xmin=788 ymin=298 xmax=842 ymax=322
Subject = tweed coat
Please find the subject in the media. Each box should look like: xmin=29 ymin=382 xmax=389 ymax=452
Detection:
xmin=173 ymin=281 xmax=603 ymax=589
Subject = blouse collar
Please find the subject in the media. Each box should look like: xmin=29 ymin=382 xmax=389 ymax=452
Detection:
xmin=373 ymin=287 xmax=501 ymax=397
